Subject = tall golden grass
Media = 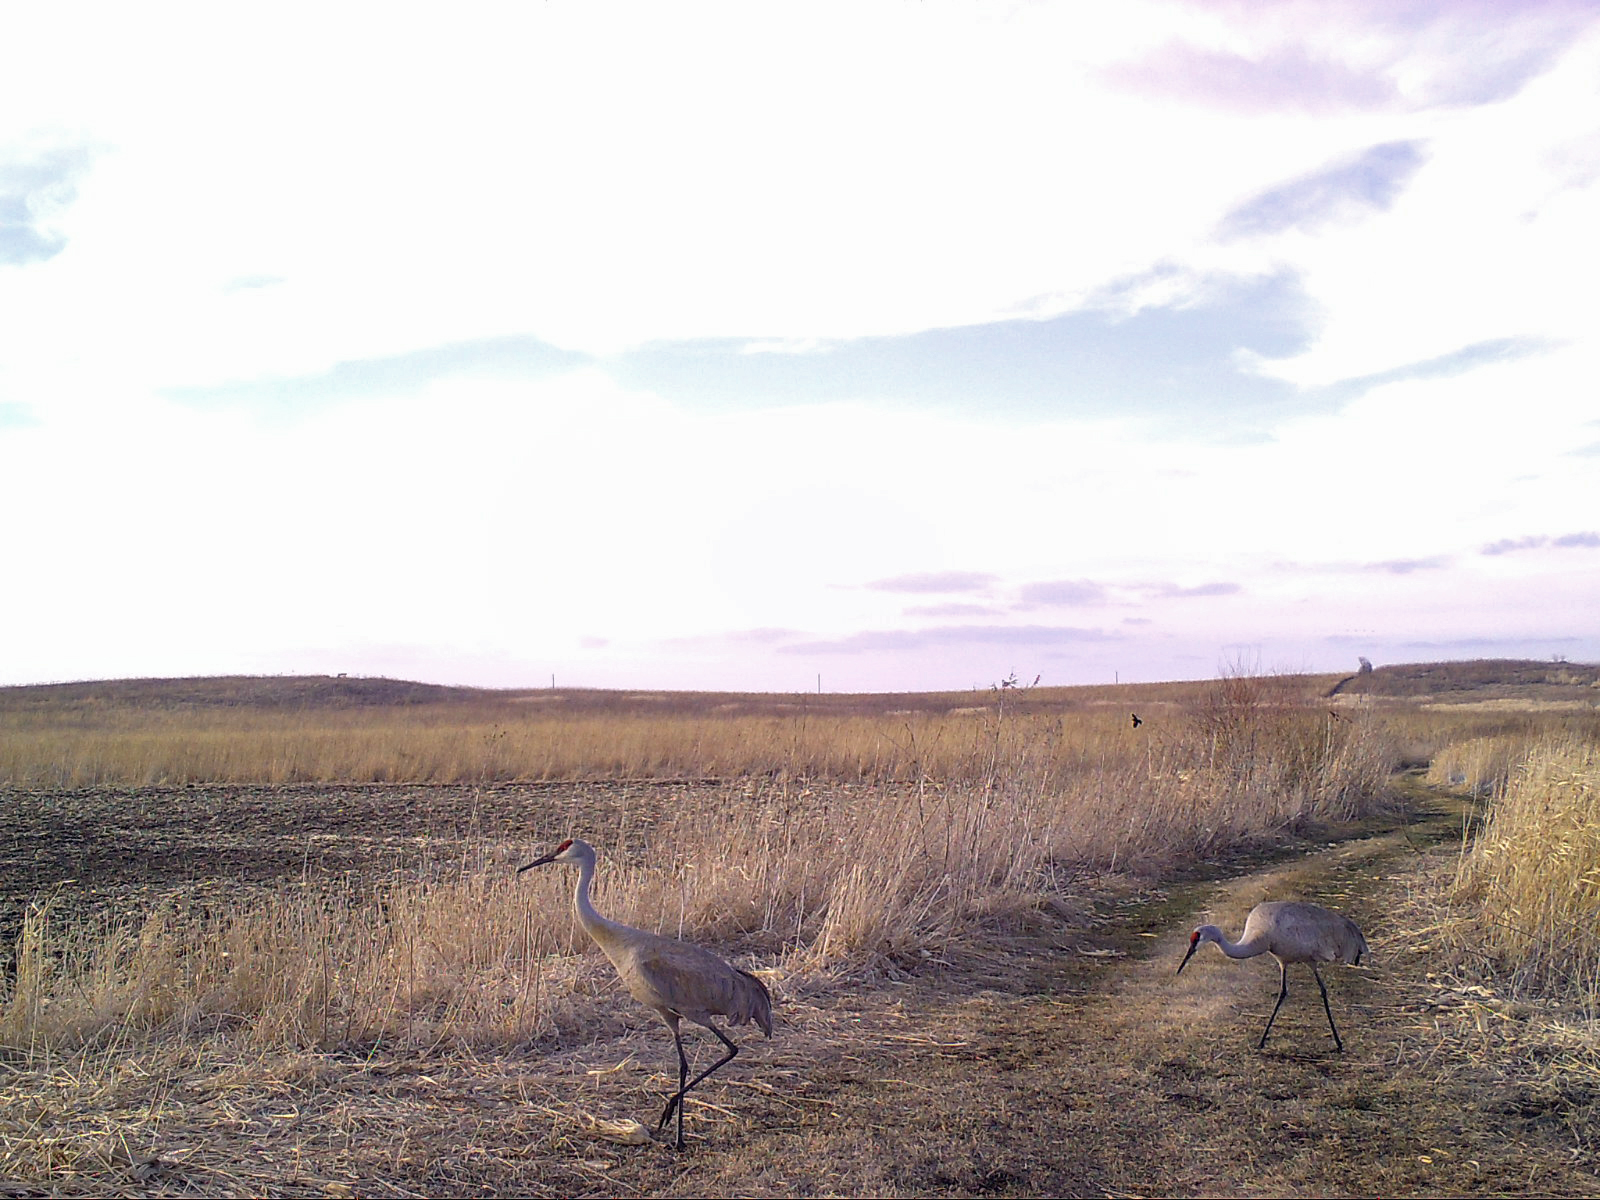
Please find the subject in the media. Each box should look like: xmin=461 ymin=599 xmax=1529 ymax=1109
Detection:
xmin=1452 ymin=735 xmax=1600 ymax=1005
xmin=0 ymin=678 xmax=1316 ymax=788
xmin=1385 ymin=703 xmax=1600 ymax=774
xmin=0 ymin=676 xmax=1397 ymax=1060
xmin=0 ymin=706 xmax=1150 ymax=788
xmin=1424 ymin=734 xmax=1532 ymax=796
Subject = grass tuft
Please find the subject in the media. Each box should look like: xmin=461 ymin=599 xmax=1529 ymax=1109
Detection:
xmin=1452 ymin=735 xmax=1600 ymax=1006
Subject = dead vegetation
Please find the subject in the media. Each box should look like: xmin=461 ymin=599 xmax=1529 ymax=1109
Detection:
xmin=1 ymin=662 xmax=1598 ymax=1195
xmin=0 ymin=672 xmax=1320 ymax=787
xmin=1448 ymin=735 xmax=1600 ymax=1007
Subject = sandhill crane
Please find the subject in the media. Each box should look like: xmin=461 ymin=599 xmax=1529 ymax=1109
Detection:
xmin=1176 ymin=900 xmax=1368 ymax=1051
xmin=518 ymin=837 xmax=773 ymax=1150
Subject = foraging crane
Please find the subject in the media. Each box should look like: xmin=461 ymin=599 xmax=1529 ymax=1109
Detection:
xmin=518 ymin=838 xmax=773 ymax=1150
xmin=1176 ymin=900 xmax=1368 ymax=1051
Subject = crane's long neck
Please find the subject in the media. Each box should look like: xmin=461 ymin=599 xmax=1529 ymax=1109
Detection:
xmin=570 ymin=852 xmax=634 ymax=960
xmin=1205 ymin=925 xmax=1270 ymax=959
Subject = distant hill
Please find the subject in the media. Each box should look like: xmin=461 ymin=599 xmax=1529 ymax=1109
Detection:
xmin=0 ymin=675 xmax=491 ymax=711
xmin=0 ymin=672 xmax=1295 ymax=720
xmin=1329 ymin=659 xmax=1600 ymax=703
xmin=5 ymin=660 xmax=1592 ymax=719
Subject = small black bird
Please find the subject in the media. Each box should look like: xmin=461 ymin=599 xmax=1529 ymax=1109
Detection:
xmin=1131 ymin=713 xmax=1143 ymax=729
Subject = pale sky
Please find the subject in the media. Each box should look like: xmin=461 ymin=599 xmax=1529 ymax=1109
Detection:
xmin=2 ymin=0 xmax=1597 ymax=693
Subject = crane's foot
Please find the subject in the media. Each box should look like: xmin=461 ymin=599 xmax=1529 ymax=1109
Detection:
xmin=656 ymin=1096 xmax=682 ymax=1131
xmin=655 ymin=1094 xmax=689 ymax=1150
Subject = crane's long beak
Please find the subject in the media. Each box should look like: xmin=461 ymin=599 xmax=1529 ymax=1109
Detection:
xmin=1176 ymin=938 xmax=1200 ymax=976
xmin=517 ymin=850 xmax=561 ymax=874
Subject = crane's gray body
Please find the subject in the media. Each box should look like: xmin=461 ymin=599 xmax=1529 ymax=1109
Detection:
xmin=1230 ymin=900 xmax=1368 ymax=966
xmin=579 ymin=910 xmax=773 ymax=1035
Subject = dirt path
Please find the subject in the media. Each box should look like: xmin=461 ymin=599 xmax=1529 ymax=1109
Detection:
xmin=508 ymin=791 xmax=1599 ymax=1198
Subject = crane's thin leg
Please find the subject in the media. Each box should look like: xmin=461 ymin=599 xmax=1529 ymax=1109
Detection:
xmin=681 ymin=1022 xmax=740 ymax=1096
xmin=1312 ymin=963 xmax=1344 ymax=1052
xmin=1258 ymin=959 xmax=1290 ymax=1049
xmin=656 ymin=1022 xmax=740 ymax=1149
xmin=656 ymin=1027 xmax=692 ymax=1149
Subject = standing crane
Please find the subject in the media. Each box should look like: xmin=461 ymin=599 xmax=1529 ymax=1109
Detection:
xmin=519 ymin=838 xmax=773 ymax=1150
xmin=1176 ymin=900 xmax=1368 ymax=1051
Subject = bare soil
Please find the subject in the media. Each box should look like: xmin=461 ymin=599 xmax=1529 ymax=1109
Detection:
xmin=0 ymin=781 xmax=703 ymax=949
xmin=3 ymin=781 xmax=1597 ymax=1197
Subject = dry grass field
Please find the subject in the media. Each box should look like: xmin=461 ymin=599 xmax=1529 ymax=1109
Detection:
xmin=0 ymin=673 xmax=1258 ymax=788
xmin=1 ymin=661 xmax=1598 ymax=1196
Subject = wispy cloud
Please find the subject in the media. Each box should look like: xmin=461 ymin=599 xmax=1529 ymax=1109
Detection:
xmin=1105 ymin=43 xmax=1398 ymax=115
xmin=1387 ymin=634 xmax=1584 ymax=650
xmin=1319 ymin=337 xmax=1557 ymax=402
xmin=668 ymin=628 xmax=802 ymax=649
xmin=1152 ymin=582 xmax=1242 ymax=599
xmin=1120 ymin=2 xmax=1589 ymax=113
xmin=0 ymin=145 xmax=93 ymax=267
xmin=1482 ymin=532 xmax=1600 ymax=555
xmin=0 ymin=402 xmax=38 ymax=429
xmin=1366 ymin=557 xmax=1451 ymax=574
xmin=1221 ymin=141 xmax=1427 ymax=240
xmin=1018 ymin=579 xmax=1108 ymax=607
xmin=1394 ymin=0 xmax=1596 ymax=107
xmin=610 ymin=271 xmax=1316 ymax=429
xmin=864 ymin=571 xmax=997 ymax=594
xmin=167 ymin=336 xmax=590 ymax=413
xmin=781 ymin=624 xmax=1117 ymax=656
xmin=903 ymin=603 xmax=1005 ymax=618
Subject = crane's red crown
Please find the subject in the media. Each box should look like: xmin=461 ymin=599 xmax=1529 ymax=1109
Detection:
xmin=1189 ymin=930 xmax=1200 ymax=944
xmin=555 ymin=838 xmax=574 ymax=852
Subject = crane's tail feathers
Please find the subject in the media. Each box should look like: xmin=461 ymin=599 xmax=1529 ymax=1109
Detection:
xmin=737 ymin=968 xmax=775 ymax=1037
